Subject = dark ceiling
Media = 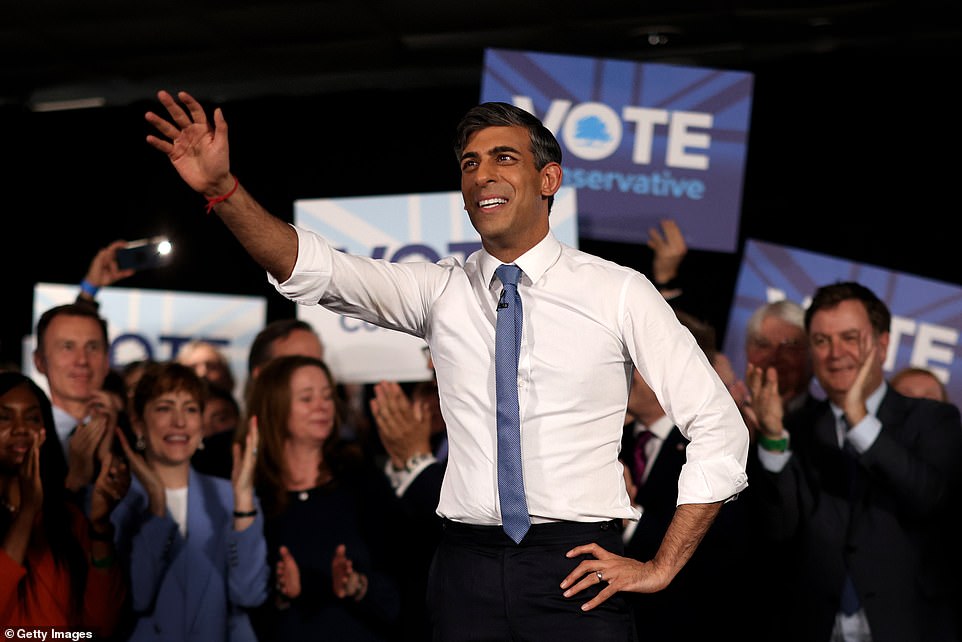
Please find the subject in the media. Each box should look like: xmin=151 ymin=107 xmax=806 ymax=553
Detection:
xmin=4 ymin=0 xmax=959 ymax=110
xmin=2 ymin=0 xmax=960 ymax=368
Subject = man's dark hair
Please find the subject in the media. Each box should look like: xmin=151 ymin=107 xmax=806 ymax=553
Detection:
xmin=247 ymin=318 xmax=319 ymax=375
xmin=454 ymin=102 xmax=563 ymax=211
xmin=804 ymin=281 xmax=891 ymax=335
xmin=35 ymin=303 xmax=109 ymax=353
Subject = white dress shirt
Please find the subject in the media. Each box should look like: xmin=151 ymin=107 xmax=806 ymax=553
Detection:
xmin=52 ymin=404 xmax=78 ymax=449
xmin=273 ymin=226 xmax=749 ymax=525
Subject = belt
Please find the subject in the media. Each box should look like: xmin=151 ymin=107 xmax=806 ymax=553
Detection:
xmin=441 ymin=518 xmax=621 ymax=546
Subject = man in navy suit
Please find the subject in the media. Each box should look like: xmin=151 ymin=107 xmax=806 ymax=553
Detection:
xmin=748 ymin=281 xmax=962 ymax=642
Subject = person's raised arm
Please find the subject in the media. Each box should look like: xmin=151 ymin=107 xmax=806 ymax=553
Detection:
xmin=145 ymin=89 xmax=298 ymax=283
xmin=646 ymin=218 xmax=687 ymax=297
xmin=77 ymin=240 xmax=136 ymax=306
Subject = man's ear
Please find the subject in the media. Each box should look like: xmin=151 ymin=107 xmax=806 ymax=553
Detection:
xmin=33 ymin=349 xmax=47 ymax=377
xmin=540 ymin=162 xmax=563 ymax=197
xmin=876 ymin=331 xmax=891 ymax=364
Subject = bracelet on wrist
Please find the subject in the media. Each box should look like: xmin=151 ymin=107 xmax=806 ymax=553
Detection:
xmin=233 ymin=509 xmax=257 ymax=518
xmin=406 ymin=452 xmax=434 ymax=472
xmin=391 ymin=452 xmax=434 ymax=473
xmin=205 ymin=176 xmax=240 ymax=214
xmin=80 ymin=279 xmax=100 ymax=297
xmin=758 ymin=433 xmax=789 ymax=452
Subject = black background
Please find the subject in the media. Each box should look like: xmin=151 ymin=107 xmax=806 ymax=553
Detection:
xmin=3 ymin=42 xmax=959 ymax=368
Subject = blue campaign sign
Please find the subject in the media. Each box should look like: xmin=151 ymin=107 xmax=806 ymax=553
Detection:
xmin=722 ymin=239 xmax=962 ymax=403
xmin=29 ymin=283 xmax=266 ymax=401
xmin=480 ymin=48 xmax=753 ymax=251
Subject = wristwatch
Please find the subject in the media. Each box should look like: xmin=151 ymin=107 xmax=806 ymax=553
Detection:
xmin=392 ymin=452 xmax=435 ymax=473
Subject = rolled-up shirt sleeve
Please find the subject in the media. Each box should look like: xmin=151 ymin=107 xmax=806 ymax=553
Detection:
xmin=268 ymin=224 xmax=334 ymax=305
xmin=622 ymin=273 xmax=750 ymax=505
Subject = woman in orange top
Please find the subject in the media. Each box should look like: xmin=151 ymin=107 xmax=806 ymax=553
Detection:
xmin=0 ymin=372 xmax=128 ymax=636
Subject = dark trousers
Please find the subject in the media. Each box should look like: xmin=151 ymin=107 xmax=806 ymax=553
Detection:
xmin=426 ymin=519 xmax=636 ymax=642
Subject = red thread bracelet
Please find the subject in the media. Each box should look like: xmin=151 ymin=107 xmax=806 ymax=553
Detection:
xmin=205 ymin=176 xmax=239 ymax=214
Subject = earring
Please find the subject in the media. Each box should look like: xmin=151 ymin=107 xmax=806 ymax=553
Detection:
xmin=135 ymin=435 xmax=146 ymax=451
xmin=196 ymin=438 xmax=205 ymax=451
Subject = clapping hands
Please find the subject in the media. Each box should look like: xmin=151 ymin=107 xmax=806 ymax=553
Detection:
xmin=370 ymin=381 xmax=432 ymax=469
xmin=745 ymin=363 xmax=784 ymax=439
xmin=114 ymin=427 xmax=166 ymax=517
xmin=89 ymin=451 xmax=131 ymax=525
xmin=332 ymin=544 xmax=368 ymax=601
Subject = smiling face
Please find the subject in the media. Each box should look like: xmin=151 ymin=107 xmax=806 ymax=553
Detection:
xmin=746 ymin=315 xmax=812 ymax=400
xmin=459 ymin=125 xmax=562 ymax=262
xmin=139 ymin=388 xmax=204 ymax=468
xmin=808 ymin=299 xmax=888 ymax=404
xmin=0 ymin=382 xmax=45 ymax=473
xmin=285 ymin=364 xmax=337 ymax=446
xmin=34 ymin=313 xmax=110 ymax=416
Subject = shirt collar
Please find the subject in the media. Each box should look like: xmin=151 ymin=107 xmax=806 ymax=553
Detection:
xmin=634 ymin=414 xmax=673 ymax=440
xmin=479 ymin=231 xmax=561 ymax=288
xmin=52 ymin=403 xmax=78 ymax=444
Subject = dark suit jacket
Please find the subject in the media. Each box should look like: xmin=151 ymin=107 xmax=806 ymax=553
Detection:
xmin=623 ymin=425 xmax=689 ymax=562
xmin=394 ymin=460 xmax=445 ymax=641
xmin=753 ymin=387 xmax=962 ymax=642
xmin=622 ymin=423 xmax=755 ymax=641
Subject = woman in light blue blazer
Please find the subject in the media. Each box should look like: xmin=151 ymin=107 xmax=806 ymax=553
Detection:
xmin=113 ymin=362 xmax=269 ymax=641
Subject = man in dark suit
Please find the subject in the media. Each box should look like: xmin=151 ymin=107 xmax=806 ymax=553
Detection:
xmin=621 ymin=367 xmax=752 ymax=641
xmin=369 ymin=378 xmax=446 ymax=642
xmin=748 ymin=281 xmax=962 ymax=642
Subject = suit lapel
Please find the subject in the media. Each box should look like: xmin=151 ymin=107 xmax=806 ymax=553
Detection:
xmin=807 ymin=408 xmax=857 ymax=527
xmin=812 ymin=408 xmax=838 ymax=450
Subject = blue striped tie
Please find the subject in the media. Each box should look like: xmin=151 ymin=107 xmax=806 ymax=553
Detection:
xmin=495 ymin=264 xmax=530 ymax=544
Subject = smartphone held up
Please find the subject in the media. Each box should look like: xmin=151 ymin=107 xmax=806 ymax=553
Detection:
xmin=116 ymin=236 xmax=174 ymax=271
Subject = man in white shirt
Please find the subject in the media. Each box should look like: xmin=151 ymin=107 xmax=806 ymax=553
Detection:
xmin=145 ymin=91 xmax=750 ymax=640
